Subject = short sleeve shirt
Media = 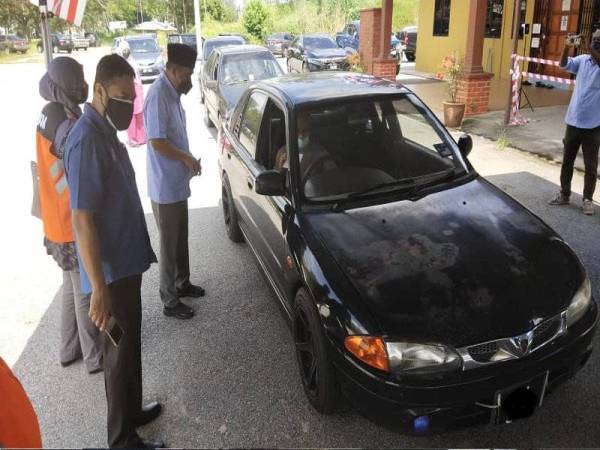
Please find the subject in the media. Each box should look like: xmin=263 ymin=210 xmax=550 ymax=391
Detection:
xmin=64 ymin=104 xmax=157 ymax=294
xmin=144 ymin=72 xmax=192 ymax=204
xmin=561 ymin=55 xmax=600 ymax=129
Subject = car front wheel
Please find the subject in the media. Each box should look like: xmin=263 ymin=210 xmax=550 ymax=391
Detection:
xmin=221 ymin=174 xmax=244 ymax=243
xmin=293 ymin=287 xmax=339 ymax=414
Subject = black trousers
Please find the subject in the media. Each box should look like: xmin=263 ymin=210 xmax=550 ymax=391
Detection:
xmin=151 ymin=200 xmax=191 ymax=308
xmin=560 ymin=124 xmax=600 ymax=201
xmin=103 ymin=274 xmax=143 ymax=448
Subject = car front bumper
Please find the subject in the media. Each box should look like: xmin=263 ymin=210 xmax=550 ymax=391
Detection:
xmin=307 ymin=60 xmax=349 ymax=71
xmin=331 ymin=300 xmax=598 ymax=433
xmin=139 ymin=67 xmax=162 ymax=82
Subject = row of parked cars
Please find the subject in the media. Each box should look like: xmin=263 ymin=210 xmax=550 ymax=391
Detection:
xmin=35 ymin=32 xmax=99 ymax=54
xmin=0 ymin=34 xmax=30 ymax=54
xmin=192 ymin=30 xmax=598 ymax=435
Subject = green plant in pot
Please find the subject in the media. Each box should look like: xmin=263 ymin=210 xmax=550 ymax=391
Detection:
xmin=437 ymin=53 xmax=465 ymax=128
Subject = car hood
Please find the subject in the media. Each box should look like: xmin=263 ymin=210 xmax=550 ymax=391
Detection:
xmin=304 ymin=178 xmax=583 ymax=347
xmin=133 ymin=52 xmax=161 ymax=65
xmin=220 ymin=83 xmax=248 ymax=110
xmin=306 ymin=48 xmax=347 ymax=59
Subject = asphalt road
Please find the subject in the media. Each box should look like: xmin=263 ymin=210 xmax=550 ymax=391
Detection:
xmin=2 ymin=47 xmax=600 ymax=447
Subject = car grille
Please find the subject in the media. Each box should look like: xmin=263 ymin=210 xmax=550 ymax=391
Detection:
xmin=459 ymin=312 xmax=566 ymax=369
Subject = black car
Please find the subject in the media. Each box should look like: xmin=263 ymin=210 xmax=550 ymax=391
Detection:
xmin=201 ymin=45 xmax=283 ymax=129
xmin=199 ymin=35 xmax=247 ymax=103
xmin=168 ymin=33 xmax=197 ymax=52
xmin=37 ymin=33 xmax=73 ymax=53
xmin=217 ymin=72 xmax=597 ymax=433
xmin=287 ymin=33 xmax=349 ymax=73
xmin=398 ymin=25 xmax=417 ymax=62
xmin=85 ymin=32 xmax=99 ymax=47
xmin=265 ymin=32 xmax=294 ymax=57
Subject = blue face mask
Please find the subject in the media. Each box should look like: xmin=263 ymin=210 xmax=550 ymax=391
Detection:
xmin=298 ymin=135 xmax=309 ymax=149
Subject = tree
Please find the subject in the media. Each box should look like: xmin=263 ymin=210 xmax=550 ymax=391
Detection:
xmin=242 ymin=0 xmax=269 ymax=41
xmin=0 ymin=0 xmax=39 ymax=38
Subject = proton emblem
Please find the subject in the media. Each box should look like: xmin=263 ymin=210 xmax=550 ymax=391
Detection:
xmin=510 ymin=331 xmax=533 ymax=356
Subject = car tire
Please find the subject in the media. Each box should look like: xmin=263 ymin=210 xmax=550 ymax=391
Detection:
xmin=406 ymin=53 xmax=415 ymax=62
xmin=67 ymin=48 xmax=72 ymax=54
xmin=293 ymin=287 xmax=339 ymax=414
xmin=221 ymin=174 xmax=244 ymax=243
xmin=204 ymin=104 xmax=214 ymax=128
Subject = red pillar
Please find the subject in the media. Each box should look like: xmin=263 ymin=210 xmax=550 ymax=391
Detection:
xmin=359 ymin=1 xmax=397 ymax=81
xmin=457 ymin=0 xmax=494 ymax=116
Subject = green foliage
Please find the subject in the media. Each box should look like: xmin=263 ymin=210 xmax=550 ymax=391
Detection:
xmin=200 ymin=0 xmax=236 ymax=22
xmin=243 ymin=0 xmax=270 ymax=41
xmin=195 ymin=18 xmax=247 ymax=40
xmin=0 ymin=0 xmax=39 ymax=39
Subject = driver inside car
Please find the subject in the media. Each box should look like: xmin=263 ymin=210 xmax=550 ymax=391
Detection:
xmin=274 ymin=111 xmax=337 ymax=181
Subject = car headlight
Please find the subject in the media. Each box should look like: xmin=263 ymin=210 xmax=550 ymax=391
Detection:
xmin=386 ymin=342 xmax=461 ymax=374
xmin=306 ymin=58 xmax=322 ymax=65
xmin=567 ymin=277 xmax=592 ymax=327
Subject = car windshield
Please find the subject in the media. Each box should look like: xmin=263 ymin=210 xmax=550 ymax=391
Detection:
xmin=182 ymin=35 xmax=196 ymax=45
xmin=8 ymin=35 xmax=18 ymax=41
xmin=289 ymin=96 xmax=468 ymax=202
xmin=128 ymin=39 xmax=159 ymax=53
xmin=304 ymin=36 xmax=337 ymax=50
xmin=270 ymin=33 xmax=285 ymax=39
xmin=220 ymin=52 xmax=283 ymax=84
xmin=203 ymin=38 xmax=244 ymax=59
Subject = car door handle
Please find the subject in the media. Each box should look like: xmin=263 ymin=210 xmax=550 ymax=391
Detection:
xmin=247 ymin=177 xmax=254 ymax=190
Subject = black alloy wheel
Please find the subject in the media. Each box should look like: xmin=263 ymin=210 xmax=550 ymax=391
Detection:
xmin=221 ymin=174 xmax=244 ymax=243
xmin=293 ymin=288 xmax=339 ymax=413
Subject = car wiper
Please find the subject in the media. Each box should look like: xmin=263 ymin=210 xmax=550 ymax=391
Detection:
xmin=332 ymin=169 xmax=455 ymax=212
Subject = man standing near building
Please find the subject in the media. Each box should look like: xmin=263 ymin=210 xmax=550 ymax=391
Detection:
xmin=65 ymin=54 xmax=163 ymax=448
xmin=549 ymin=30 xmax=600 ymax=214
xmin=144 ymin=43 xmax=204 ymax=320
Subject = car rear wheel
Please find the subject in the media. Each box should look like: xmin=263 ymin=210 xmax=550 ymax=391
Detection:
xmin=221 ymin=174 xmax=244 ymax=243
xmin=293 ymin=288 xmax=339 ymax=414
xmin=204 ymin=104 xmax=214 ymax=128
xmin=406 ymin=52 xmax=415 ymax=62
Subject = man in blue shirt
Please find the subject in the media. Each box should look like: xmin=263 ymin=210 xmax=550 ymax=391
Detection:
xmin=549 ymin=30 xmax=600 ymax=215
xmin=65 ymin=54 xmax=163 ymax=449
xmin=145 ymin=43 xmax=204 ymax=320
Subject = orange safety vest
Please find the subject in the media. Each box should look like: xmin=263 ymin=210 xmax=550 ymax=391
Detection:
xmin=36 ymin=102 xmax=74 ymax=244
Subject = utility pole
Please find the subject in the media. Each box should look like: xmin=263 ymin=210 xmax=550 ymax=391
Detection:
xmin=504 ymin=0 xmax=521 ymax=125
xmin=39 ymin=0 xmax=53 ymax=68
xmin=194 ymin=0 xmax=203 ymax=58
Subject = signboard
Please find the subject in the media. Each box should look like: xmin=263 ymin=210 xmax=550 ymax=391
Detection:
xmin=531 ymin=37 xmax=540 ymax=48
xmin=560 ymin=15 xmax=569 ymax=31
xmin=562 ymin=0 xmax=571 ymax=11
xmin=109 ymin=21 xmax=127 ymax=32
xmin=532 ymin=23 xmax=541 ymax=34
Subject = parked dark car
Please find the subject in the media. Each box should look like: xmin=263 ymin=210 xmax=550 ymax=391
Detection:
xmin=168 ymin=33 xmax=197 ymax=52
xmin=4 ymin=35 xmax=29 ymax=53
xmin=217 ymin=72 xmax=598 ymax=433
xmin=265 ymin=32 xmax=294 ymax=57
xmin=398 ymin=25 xmax=417 ymax=62
xmin=336 ymin=20 xmax=401 ymax=73
xmin=37 ymin=33 xmax=73 ymax=53
xmin=202 ymin=45 xmax=283 ymax=129
xmin=199 ymin=35 xmax=247 ymax=103
xmin=85 ymin=32 xmax=99 ymax=47
xmin=287 ymin=34 xmax=349 ymax=73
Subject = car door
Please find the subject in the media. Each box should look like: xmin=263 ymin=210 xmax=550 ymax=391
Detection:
xmin=204 ymin=52 xmax=220 ymax=123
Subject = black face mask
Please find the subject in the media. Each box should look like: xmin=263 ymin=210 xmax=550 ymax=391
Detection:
xmin=179 ymin=78 xmax=192 ymax=95
xmin=103 ymin=93 xmax=134 ymax=131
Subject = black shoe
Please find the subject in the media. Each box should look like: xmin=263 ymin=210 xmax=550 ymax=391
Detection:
xmin=177 ymin=283 xmax=206 ymax=298
xmin=135 ymin=401 xmax=162 ymax=427
xmin=130 ymin=437 xmax=165 ymax=448
xmin=163 ymin=302 xmax=195 ymax=319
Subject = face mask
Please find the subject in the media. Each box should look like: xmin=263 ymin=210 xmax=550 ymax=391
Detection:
xmin=592 ymin=40 xmax=600 ymax=52
xmin=298 ymin=135 xmax=309 ymax=149
xmin=102 ymin=89 xmax=134 ymax=131
xmin=179 ymin=78 xmax=192 ymax=95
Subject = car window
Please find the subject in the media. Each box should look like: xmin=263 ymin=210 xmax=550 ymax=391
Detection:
xmin=205 ymin=52 xmax=217 ymax=79
xmin=303 ymin=36 xmax=337 ymax=50
xmin=128 ymin=39 xmax=159 ymax=53
xmin=220 ymin=52 xmax=283 ymax=84
xmin=239 ymin=92 xmax=268 ymax=158
xmin=203 ymin=38 xmax=244 ymax=59
xmin=297 ymin=96 xmax=467 ymax=202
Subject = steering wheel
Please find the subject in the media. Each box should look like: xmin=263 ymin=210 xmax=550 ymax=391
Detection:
xmin=302 ymin=154 xmax=338 ymax=187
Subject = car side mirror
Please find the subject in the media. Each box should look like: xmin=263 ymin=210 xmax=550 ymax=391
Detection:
xmin=457 ymin=134 xmax=473 ymax=158
xmin=255 ymin=170 xmax=285 ymax=196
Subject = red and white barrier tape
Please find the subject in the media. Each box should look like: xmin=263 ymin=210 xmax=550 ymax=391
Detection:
xmin=513 ymin=55 xmax=561 ymax=67
xmin=521 ymin=71 xmax=576 ymax=85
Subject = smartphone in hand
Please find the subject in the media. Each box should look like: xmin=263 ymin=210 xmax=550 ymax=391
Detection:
xmin=105 ymin=317 xmax=124 ymax=348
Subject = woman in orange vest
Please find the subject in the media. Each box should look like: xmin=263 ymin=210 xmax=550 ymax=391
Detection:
xmin=37 ymin=57 xmax=103 ymax=373
xmin=0 ymin=357 xmax=42 ymax=448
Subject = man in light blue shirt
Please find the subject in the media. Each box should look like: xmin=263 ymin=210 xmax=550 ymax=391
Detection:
xmin=549 ymin=30 xmax=600 ymax=215
xmin=145 ymin=43 xmax=204 ymax=320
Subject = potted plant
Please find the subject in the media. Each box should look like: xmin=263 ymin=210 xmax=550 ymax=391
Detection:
xmin=437 ymin=53 xmax=465 ymax=128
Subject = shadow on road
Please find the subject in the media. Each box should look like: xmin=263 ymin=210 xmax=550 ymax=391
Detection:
xmin=11 ymin=175 xmax=600 ymax=447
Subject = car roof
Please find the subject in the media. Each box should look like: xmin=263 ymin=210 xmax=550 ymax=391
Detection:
xmin=124 ymin=35 xmax=156 ymax=41
xmin=205 ymin=35 xmax=244 ymax=43
xmin=302 ymin=33 xmax=334 ymax=38
xmin=255 ymin=72 xmax=411 ymax=107
xmin=217 ymin=44 xmax=267 ymax=55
